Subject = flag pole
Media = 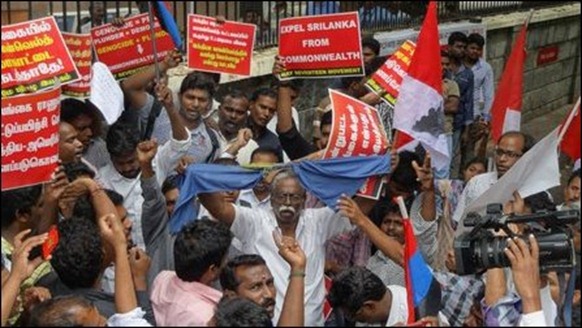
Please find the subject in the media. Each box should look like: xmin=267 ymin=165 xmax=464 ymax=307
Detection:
xmin=524 ymin=9 xmax=535 ymax=28
xmin=147 ymin=2 xmax=162 ymax=83
xmin=557 ymin=97 xmax=581 ymax=144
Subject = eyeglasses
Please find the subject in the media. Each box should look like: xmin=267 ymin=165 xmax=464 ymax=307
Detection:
xmin=495 ymin=148 xmax=522 ymax=159
xmin=273 ymin=193 xmax=304 ymax=203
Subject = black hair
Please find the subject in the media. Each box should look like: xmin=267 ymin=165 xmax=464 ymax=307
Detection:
xmin=220 ymin=254 xmax=267 ymax=291
xmin=104 ymin=189 xmax=124 ymax=206
xmin=362 ymin=37 xmax=381 ymax=56
xmin=250 ymin=146 xmax=281 ymax=163
xmin=50 ymin=217 xmax=104 ymax=289
xmin=463 ymin=156 xmax=487 ymax=172
xmin=498 ymin=131 xmax=535 ymax=154
xmin=327 ymin=267 xmax=387 ymax=313
xmin=105 ymin=121 xmax=140 ymax=158
xmin=448 ymin=31 xmax=468 ymax=46
xmin=60 ymin=98 xmax=103 ymax=137
xmin=365 ymin=56 xmax=387 ymax=77
xmin=162 ymin=175 xmax=179 ymax=195
xmin=214 ymin=297 xmax=273 ymax=327
xmin=568 ymin=169 xmax=581 ymax=185
xmin=250 ymin=87 xmax=278 ymax=102
xmin=72 ymin=189 xmax=123 ymax=222
xmin=179 ymin=72 xmax=217 ymax=99
xmin=524 ymin=191 xmax=556 ymax=213
xmin=63 ymin=161 xmax=96 ymax=181
xmin=26 ymin=295 xmax=95 ymax=327
xmin=221 ymin=89 xmax=249 ymax=103
xmin=340 ymin=75 xmax=363 ymax=89
xmin=1 ymin=185 xmax=43 ymax=229
xmin=321 ymin=110 xmax=333 ymax=129
xmin=390 ymin=150 xmax=421 ymax=194
xmin=174 ymin=219 xmax=233 ymax=282
xmin=467 ymin=33 xmax=485 ymax=48
xmin=213 ymin=157 xmax=240 ymax=166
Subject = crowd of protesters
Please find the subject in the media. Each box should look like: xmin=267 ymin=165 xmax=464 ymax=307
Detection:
xmin=2 ymin=3 xmax=581 ymax=327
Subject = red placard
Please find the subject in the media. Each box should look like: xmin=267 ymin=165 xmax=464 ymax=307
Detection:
xmin=322 ymin=90 xmax=389 ymax=199
xmin=365 ymin=40 xmax=416 ymax=108
xmin=1 ymin=17 xmax=80 ymax=98
xmin=61 ymin=33 xmax=92 ymax=98
xmin=187 ymin=14 xmax=256 ymax=76
xmin=1 ymin=87 xmax=61 ymax=191
xmin=92 ymin=13 xmax=175 ymax=80
xmin=278 ymin=12 xmax=364 ymax=80
xmin=537 ymin=45 xmax=559 ymax=66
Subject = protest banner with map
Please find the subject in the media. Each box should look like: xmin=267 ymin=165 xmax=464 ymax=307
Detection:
xmin=1 ymin=87 xmax=61 ymax=191
xmin=187 ymin=14 xmax=255 ymax=76
xmin=278 ymin=12 xmax=364 ymax=80
xmin=323 ymin=90 xmax=390 ymax=199
xmin=61 ymin=33 xmax=92 ymax=98
xmin=92 ymin=13 xmax=175 ymax=79
xmin=1 ymin=17 xmax=80 ymax=98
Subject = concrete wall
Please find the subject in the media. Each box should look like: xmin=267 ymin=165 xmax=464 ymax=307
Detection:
xmin=484 ymin=5 xmax=580 ymax=124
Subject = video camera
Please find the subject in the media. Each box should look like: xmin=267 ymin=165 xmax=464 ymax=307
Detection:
xmin=454 ymin=203 xmax=579 ymax=275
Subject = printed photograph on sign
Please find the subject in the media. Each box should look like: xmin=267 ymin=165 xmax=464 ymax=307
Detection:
xmin=278 ymin=12 xmax=365 ymax=80
xmin=322 ymin=89 xmax=389 ymax=199
xmin=1 ymin=17 xmax=81 ymax=98
xmin=91 ymin=13 xmax=175 ymax=80
xmin=187 ymin=14 xmax=256 ymax=76
xmin=1 ymin=87 xmax=61 ymax=191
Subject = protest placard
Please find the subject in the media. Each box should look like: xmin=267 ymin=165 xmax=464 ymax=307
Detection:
xmin=1 ymin=87 xmax=61 ymax=191
xmin=278 ymin=12 xmax=364 ymax=80
xmin=187 ymin=14 xmax=256 ymax=76
xmin=1 ymin=17 xmax=80 ymax=98
xmin=91 ymin=13 xmax=175 ymax=79
xmin=365 ymin=40 xmax=416 ymax=108
xmin=61 ymin=33 xmax=92 ymax=98
xmin=323 ymin=90 xmax=389 ymax=199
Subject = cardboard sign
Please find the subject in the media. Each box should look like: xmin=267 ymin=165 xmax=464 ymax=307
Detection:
xmin=365 ymin=40 xmax=416 ymax=108
xmin=1 ymin=87 xmax=61 ymax=191
xmin=92 ymin=13 xmax=175 ymax=80
xmin=278 ymin=12 xmax=364 ymax=80
xmin=1 ymin=17 xmax=80 ymax=98
xmin=61 ymin=33 xmax=92 ymax=98
xmin=187 ymin=14 xmax=256 ymax=76
xmin=323 ymin=90 xmax=389 ymax=199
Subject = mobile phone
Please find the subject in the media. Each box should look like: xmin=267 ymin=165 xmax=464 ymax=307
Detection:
xmin=27 ymin=226 xmax=59 ymax=261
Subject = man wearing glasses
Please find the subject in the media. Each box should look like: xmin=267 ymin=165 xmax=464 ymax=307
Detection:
xmin=452 ymin=131 xmax=535 ymax=227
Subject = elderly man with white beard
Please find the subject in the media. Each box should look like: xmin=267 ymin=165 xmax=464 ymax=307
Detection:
xmin=198 ymin=169 xmax=376 ymax=326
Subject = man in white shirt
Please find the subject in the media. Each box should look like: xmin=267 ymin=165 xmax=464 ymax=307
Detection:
xmin=198 ymin=169 xmax=371 ymax=326
xmin=453 ymin=131 xmax=535 ymax=229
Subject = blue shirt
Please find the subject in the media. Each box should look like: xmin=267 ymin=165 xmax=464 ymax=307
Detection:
xmin=451 ymin=64 xmax=475 ymax=130
xmin=470 ymin=58 xmax=494 ymax=121
xmin=306 ymin=1 xmax=340 ymax=15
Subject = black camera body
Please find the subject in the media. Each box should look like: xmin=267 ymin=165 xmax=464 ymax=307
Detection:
xmin=454 ymin=203 xmax=579 ymax=276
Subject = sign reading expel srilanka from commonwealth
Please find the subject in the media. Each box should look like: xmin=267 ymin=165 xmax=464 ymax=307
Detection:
xmin=365 ymin=40 xmax=416 ymax=108
xmin=187 ymin=14 xmax=256 ymax=76
xmin=61 ymin=33 xmax=92 ymax=98
xmin=323 ymin=90 xmax=390 ymax=199
xmin=1 ymin=17 xmax=80 ymax=98
xmin=1 ymin=87 xmax=61 ymax=191
xmin=91 ymin=13 xmax=175 ymax=80
xmin=278 ymin=12 xmax=365 ymax=80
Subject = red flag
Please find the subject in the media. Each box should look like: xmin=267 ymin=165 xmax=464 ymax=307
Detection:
xmin=490 ymin=18 xmax=529 ymax=143
xmin=559 ymin=98 xmax=581 ymax=161
xmin=393 ymin=1 xmax=449 ymax=172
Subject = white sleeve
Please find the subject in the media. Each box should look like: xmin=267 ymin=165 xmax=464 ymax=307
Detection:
xmin=452 ymin=180 xmax=471 ymax=225
xmin=153 ymin=127 xmax=192 ymax=185
xmin=231 ymin=205 xmax=259 ymax=243
xmin=519 ymin=311 xmax=547 ymax=327
xmin=107 ymin=307 xmax=152 ymax=327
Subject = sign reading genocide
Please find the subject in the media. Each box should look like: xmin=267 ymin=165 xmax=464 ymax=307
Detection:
xmin=1 ymin=17 xmax=80 ymax=98
xmin=323 ymin=90 xmax=390 ymax=199
xmin=91 ymin=13 xmax=175 ymax=80
xmin=187 ymin=14 xmax=256 ymax=76
xmin=278 ymin=12 xmax=365 ymax=80
xmin=1 ymin=87 xmax=61 ymax=191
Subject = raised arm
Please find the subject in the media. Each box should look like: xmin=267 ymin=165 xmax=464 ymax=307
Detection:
xmin=337 ymin=195 xmax=404 ymax=266
xmin=412 ymin=152 xmax=436 ymax=222
xmin=198 ymin=193 xmax=236 ymax=226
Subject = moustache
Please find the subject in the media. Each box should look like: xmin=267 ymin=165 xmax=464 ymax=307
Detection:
xmin=278 ymin=205 xmax=296 ymax=215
